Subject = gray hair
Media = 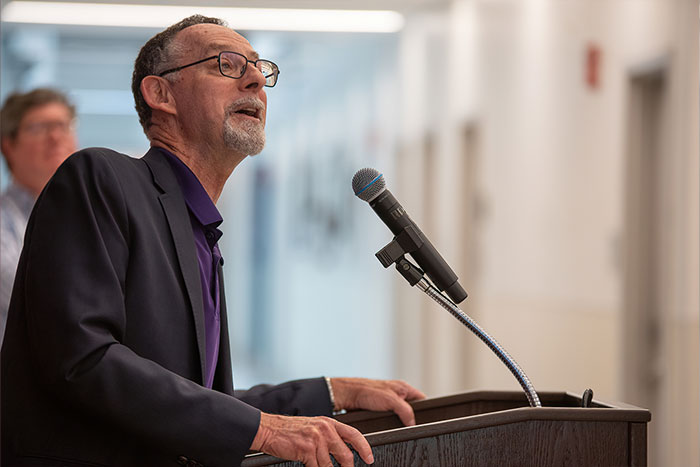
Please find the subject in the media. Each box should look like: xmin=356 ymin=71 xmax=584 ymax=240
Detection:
xmin=131 ymin=14 xmax=226 ymax=134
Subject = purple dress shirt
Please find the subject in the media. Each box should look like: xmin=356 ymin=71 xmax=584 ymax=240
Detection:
xmin=161 ymin=148 xmax=222 ymax=389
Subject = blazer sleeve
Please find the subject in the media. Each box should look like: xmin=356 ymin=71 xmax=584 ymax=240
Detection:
xmin=21 ymin=149 xmax=261 ymax=467
xmin=235 ymin=377 xmax=334 ymax=416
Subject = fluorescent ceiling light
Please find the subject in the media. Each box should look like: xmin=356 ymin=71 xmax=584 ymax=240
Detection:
xmin=1 ymin=1 xmax=405 ymax=33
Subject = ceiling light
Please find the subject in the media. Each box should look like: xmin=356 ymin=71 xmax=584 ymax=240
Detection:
xmin=1 ymin=1 xmax=405 ymax=33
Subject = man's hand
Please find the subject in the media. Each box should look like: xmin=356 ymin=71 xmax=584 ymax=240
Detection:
xmin=330 ymin=378 xmax=426 ymax=426
xmin=251 ymin=412 xmax=374 ymax=467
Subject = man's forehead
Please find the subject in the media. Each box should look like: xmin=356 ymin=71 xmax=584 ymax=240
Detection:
xmin=24 ymin=102 xmax=71 ymax=119
xmin=177 ymin=23 xmax=258 ymax=59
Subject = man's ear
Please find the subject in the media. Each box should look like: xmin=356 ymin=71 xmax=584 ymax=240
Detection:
xmin=140 ymin=76 xmax=177 ymax=117
xmin=1 ymin=137 xmax=16 ymax=166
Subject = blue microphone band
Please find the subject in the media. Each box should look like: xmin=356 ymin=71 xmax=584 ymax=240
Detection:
xmin=354 ymin=173 xmax=383 ymax=197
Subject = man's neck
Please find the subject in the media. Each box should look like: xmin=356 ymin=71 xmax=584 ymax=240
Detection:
xmin=151 ymin=139 xmax=245 ymax=203
xmin=12 ymin=174 xmax=44 ymax=199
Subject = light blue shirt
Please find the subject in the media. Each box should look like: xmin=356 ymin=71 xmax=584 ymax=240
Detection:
xmin=0 ymin=182 xmax=35 ymax=345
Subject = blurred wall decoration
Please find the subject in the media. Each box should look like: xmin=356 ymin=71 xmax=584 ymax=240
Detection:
xmin=1 ymin=1 xmax=697 ymax=465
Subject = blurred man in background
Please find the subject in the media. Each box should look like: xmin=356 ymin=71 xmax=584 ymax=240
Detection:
xmin=0 ymin=88 xmax=77 ymax=344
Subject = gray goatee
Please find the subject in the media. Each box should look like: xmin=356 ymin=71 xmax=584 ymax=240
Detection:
xmin=223 ymin=98 xmax=266 ymax=156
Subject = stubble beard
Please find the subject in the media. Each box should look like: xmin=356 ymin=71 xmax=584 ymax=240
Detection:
xmin=223 ymin=108 xmax=266 ymax=156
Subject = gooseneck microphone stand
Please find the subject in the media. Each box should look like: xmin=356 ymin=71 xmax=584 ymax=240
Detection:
xmin=353 ymin=167 xmax=540 ymax=408
xmin=393 ymin=256 xmax=542 ymax=408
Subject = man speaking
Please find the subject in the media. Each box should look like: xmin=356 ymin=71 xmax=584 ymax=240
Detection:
xmin=1 ymin=15 xmax=424 ymax=467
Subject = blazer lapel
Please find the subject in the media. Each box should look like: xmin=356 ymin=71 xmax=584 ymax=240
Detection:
xmin=214 ymin=262 xmax=234 ymax=395
xmin=143 ymin=148 xmax=207 ymax=384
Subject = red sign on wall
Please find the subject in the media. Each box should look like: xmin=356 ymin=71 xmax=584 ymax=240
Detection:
xmin=586 ymin=43 xmax=602 ymax=90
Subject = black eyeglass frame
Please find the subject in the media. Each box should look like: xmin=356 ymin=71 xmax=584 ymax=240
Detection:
xmin=157 ymin=51 xmax=280 ymax=87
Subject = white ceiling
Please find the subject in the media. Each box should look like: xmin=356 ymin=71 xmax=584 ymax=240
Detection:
xmin=0 ymin=0 xmax=451 ymax=14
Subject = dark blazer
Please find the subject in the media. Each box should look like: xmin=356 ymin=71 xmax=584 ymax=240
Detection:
xmin=1 ymin=147 xmax=332 ymax=467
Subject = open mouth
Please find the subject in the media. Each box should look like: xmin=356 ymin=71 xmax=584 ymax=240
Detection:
xmin=230 ymin=102 xmax=264 ymax=122
xmin=235 ymin=108 xmax=258 ymax=118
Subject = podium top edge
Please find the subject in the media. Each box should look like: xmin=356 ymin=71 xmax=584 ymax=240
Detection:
xmin=336 ymin=389 xmax=649 ymax=425
xmin=357 ymin=404 xmax=650 ymax=448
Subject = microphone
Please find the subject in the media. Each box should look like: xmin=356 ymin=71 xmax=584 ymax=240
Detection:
xmin=352 ymin=168 xmax=468 ymax=303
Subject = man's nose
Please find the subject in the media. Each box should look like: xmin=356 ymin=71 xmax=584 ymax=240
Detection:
xmin=240 ymin=64 xmax=267 ymax=90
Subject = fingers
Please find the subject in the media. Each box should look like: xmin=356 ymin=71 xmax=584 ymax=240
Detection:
xmin=405 ymin=384 xmax=427 ymax=401
xmin=389 ymin=379 xmax=426 ymax=401
xmin=314 ymin=440 xmax=332 ymax=467
xmin=369 ymin=385 xmax=417 ymax=426
xmin=321 ymin=438 xmax=353 ymax=467
xmin=310 ymin=418 xmax=359 ymax=467
xmin=315 ymin=419 xmax=372 ymax=467
xmin=336 ymin=378 xmax=425 ymax=426
xmin=334 ymin=419 xmax=374 ymax=465
xmin=253 ymin=413 xmax=373 ymax=467
xmin=389 ymin=397 xmax=417 ymax=426
xmin=332 ymin=377 xmax=424 ymax=408
xmin=386 ymin=380 xmax=425 ymax=426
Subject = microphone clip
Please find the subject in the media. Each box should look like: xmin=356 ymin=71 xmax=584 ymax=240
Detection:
xmin=395 ymin=256 xmax=425 ymax=287
xmin=375 ymin=225 xmax=424 ymax=268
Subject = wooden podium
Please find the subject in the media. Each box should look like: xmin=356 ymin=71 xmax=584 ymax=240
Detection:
xmin=241 ymin=390 xmax=651 ymax=467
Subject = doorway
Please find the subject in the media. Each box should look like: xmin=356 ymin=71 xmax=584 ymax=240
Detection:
xmin=622 ymin=63 xmax=668 ymax=467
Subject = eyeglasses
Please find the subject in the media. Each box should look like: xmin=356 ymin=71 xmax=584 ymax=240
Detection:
xmin=19 ymin=120 xmax=75 ymax=136
xmin=158 ymin=51 xmax=280 ymax=87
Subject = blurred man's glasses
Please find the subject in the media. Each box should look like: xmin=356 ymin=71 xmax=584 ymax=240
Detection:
xmin=20 ymin=120 xmax=75 ymax=136
xmin=158 ymin=51 xmax=280 ymax=87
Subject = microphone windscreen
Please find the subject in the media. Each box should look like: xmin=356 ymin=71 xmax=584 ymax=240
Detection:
xmin=352 ymin=168 xmax=386 ymax=202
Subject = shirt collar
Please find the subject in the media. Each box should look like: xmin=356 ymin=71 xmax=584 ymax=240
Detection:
xmin=6 ymin=182 xmax=36 ymax=215
xmin=157 ymin=147 xmax=223 ymax=229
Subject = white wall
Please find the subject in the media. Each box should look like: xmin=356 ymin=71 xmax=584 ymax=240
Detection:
xmin=394 ymin=1 xmax=699 ymax=466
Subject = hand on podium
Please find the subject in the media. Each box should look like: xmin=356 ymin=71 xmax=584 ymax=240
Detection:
xmin=251 ymin=412 xmax=373 ymax=467
xmin=250 ymin=377 xmax=424 ymax=466
xmin=330 ymin=377 xmax=426 ymax=426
